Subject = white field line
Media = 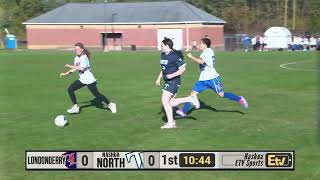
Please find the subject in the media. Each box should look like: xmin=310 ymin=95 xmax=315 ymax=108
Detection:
xmin=279 ymin=60 xmax=320 ymax=72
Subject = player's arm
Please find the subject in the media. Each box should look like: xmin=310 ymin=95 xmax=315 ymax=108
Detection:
xmin=65 ymin=56 xmax=89 ymax=72
xmin=60 ymin=68 xmax=76 ymax=78
xmin=166 ymin=64 xmax=186 ymax=80
xmin=166 ymin=56 xmax=186 ymax=80
xmin=187 ymin=53 xmax=204 ymax=64
xmin=155 ymin=71 xmax=163 ymax=86
xmin=65 ymin=64 xmax=84 ymax=71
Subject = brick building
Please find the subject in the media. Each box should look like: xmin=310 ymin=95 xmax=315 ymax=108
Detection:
xmin=23 ymin=1 xmax=225 ymax=50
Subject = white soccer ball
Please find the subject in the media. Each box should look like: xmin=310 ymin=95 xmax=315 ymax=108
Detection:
xmin=54 ymin=115 xmax=67 ymax=127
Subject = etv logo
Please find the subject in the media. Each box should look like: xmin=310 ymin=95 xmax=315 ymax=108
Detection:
xmin=266 ymin=153 xmax=293 ymax=167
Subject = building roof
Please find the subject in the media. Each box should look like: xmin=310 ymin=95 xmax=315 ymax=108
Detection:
xmin=23 ymin=1 xmax=225 ymax=25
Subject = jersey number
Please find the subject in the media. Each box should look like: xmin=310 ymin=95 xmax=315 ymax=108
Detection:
xmin=164 ymin=83 xmax=169 ymax=89
xmin=212 ymin=56 xmax=215 ymax=67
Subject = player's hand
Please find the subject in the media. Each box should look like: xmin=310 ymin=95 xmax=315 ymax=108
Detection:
xmin=65 ymin=64 xmax=72 ymax=68
xmin=187 ymin=53 xmax=193 ymax=58
xmin=60 ymin=73 xmax=66 ymax=78
xmin=156 ymin=78 xmax=161 ymax=86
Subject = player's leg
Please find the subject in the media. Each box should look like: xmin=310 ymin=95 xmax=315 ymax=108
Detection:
xmin=87 ymin=82 xmax=117 ymax=113
xmin=176 ymin=91 xmax=200 ymax=117
xmin=210 ymin=77 xmax=249 ymax=109
xmin=67 ymin=80 xmax=86 ymax=113
xmin=176 ymin=81 xmax=207 ymax=116
xmin=161 ymin=90 xmax=176 ymax=129
xmin=161 ymin=81 xmax=198 ymax=116
xmin=169 ymin=94 xmax=199 ymax=109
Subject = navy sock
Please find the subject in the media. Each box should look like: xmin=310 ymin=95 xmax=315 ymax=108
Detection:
xmin=182 ymin=102 xmax=192 ymax=114
xmin=223 ymin=92 xmax=241 ymax=102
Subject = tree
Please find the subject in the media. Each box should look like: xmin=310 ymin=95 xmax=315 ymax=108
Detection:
xmin=222 ymin=4 xmax=253 ymax=33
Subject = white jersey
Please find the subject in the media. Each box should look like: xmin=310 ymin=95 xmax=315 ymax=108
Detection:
xmin=74 ymin=55 xmax=96 ymax=85
xmin=199 ymin=48 xmax=220 ymax=81
xmin=310 ymin=37 xmax=317 ymax=46
xmin=251 ymin=37 xmax=256 ymax=45
xmin=303 ymin=38 xmax=310 ymax=45
xmin=293 ymin=37 xmax=303 ymax=45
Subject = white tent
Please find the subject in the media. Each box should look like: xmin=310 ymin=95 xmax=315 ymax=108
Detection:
xmin=264 ymin=27 xmax=292 ymax=49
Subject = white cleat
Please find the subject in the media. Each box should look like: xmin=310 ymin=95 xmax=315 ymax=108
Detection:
xmin=67 ymin=106 xmax=79 ymax=114
xmin=176 ymin=110 xmax=187 ymax=117
xmin=108 ymin=102 xmax=117 ymax=113
xmin=161 ymin=123 xmax=177 ymax=129
xmin=190 ymin=96 xmax=200 ymax=109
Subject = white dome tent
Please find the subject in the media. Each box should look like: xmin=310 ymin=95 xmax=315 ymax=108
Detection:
xmin=264 ymin=27 xmax=292 ymax=49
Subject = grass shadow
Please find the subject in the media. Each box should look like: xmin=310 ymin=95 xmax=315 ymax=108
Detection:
xmin=158 ymin=106 xmax=198 ymax=122
xmin=188 ymin=100 xmax=245 ymax=115
xmin=157 ymin=99 xmax=245 ymax=122
xmin=79 ymin=98 xmax=108 ymax=111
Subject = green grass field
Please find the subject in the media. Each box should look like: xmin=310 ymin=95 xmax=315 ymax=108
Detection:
xmin=0 ymin=50 xmax=318 ymax=180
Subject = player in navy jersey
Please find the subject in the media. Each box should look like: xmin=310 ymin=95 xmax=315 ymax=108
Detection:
xmin=155 ymin=38 xmax=199 ymax=129
xmin=176 ymin=38 xmax=248 ymax=117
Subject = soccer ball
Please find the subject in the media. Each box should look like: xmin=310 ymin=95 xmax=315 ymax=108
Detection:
xmin=54 ymin=115 xmax=67 ymax=127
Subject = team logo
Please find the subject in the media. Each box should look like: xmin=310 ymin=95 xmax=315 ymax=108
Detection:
xmin=266 ymin=153 xmax=293 ymax=168
xmin=126 ymin=152 xmax=144 ymax=169
xmin=62 ymin=151 xmax=77 ymax=169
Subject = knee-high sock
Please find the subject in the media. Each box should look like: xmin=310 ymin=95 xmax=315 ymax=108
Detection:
xmin=223 ymin=92 xmax=241 ymax=102
xmin=182 ymin=102 xmax=192 ymax=114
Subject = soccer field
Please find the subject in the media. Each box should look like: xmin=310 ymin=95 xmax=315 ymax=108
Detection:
xmin=0 ymin=50 xmax=318 ymax=179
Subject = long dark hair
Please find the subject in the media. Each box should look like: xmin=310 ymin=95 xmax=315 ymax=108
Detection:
xmin=75 ymin=42 xmax=91 ymax=59
xmin=201 ymin=37 xmax=211 ymax=48
xmin=162 ymin=38 xmax=184 ymax=59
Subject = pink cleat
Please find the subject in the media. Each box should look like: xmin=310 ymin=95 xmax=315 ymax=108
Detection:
xmin=239 ymin=96 xmax=249 ymax=109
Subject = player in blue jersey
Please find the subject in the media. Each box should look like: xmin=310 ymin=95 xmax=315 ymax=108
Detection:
xmin=156 ymin=38 xmax=200 ymax=129
xmin=176 ymin=38 xmax=248 ymax=117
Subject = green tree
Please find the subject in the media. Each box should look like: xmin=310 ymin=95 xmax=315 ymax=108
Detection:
xmin=306 ymin=0 xmax=320 ymax=33
xmin=222 ymin=4 xmax=254 ymax=33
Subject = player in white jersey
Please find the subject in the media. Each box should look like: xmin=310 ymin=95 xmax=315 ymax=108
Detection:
xmin=60 ymin=43 xmax=116 ymax=114
xmin=176 ymin=38 xmax=248 ymax=117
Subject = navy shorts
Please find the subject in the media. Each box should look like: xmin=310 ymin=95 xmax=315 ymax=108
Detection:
xmin=162 ymin=80 xmax=180 ymax=96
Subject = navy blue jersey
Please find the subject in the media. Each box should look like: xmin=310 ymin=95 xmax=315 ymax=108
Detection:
xmin=160 ymin=51 xmax=185 ymax=82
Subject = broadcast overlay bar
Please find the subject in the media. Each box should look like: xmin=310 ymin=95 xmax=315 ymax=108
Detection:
xmin=25 ymin=151 xmax=294 ymax=170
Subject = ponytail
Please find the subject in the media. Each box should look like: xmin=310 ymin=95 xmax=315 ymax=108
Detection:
xmin=162 ymin=38 xmax=184 ymax=59
xmin=75 ymin=42 xmax=91 ymax=59
xmin=173 ymin=49 xmax=184 ymax=59
xmin=82 ymin=48 xmax=91 ymax=59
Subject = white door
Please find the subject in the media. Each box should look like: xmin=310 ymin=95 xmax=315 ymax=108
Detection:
xmin=157 ymin=29 xmax=183 ymax=50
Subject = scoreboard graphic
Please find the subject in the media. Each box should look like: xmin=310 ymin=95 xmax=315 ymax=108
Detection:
xmin=25 ymin=151 xmax=294 ymax=170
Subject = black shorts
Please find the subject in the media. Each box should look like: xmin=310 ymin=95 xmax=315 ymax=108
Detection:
xmin=162 ymin=80 xmax=180 ymax=96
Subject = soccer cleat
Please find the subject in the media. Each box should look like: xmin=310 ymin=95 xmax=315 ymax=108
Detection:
xmin=67 ymin=105 xmax=79 ymax=114
xmin=239 ymin=96 xmax=249 ymax=109
xmin=176 ymin=109 xmax=187 ymax=117
xmin=190 ymin=96 xmax=200 ymax=109
xmin=161 ymin=122 xmax=177 ymax=129
xmin=108 ymin=102 xmax=117 ymax=113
